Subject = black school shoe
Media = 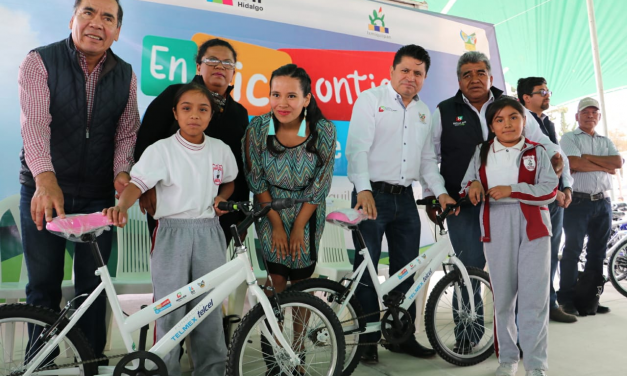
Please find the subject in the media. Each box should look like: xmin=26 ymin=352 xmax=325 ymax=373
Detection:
xmin=360 ymin=345 xmax=379 ymax=365
xmin=596 ymin=305 xmax=611 ymax=314
xmin=385 ymin=338 xmax=436 ymax=358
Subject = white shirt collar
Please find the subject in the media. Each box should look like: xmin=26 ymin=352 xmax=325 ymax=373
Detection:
xmin=493 ymin=137 xmax=525 ymax=153
xmin=386 ymin=82 xmax=420 ymax=103
xmin=461 ymin=90 xmax=494 ymax=107
xmin=175 ymin=130 xmax=206 ymax=151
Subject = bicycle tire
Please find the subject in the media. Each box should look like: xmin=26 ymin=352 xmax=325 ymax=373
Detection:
xmin=289 ymin=278 xmax=366 ymax=376
xmin=608 ymin=238 xmax=627 ymax=298
xmin=424 ymin=266 xmax=494 ymax=366
xmin=226 ymin=290 xmax=345 ymax=376
xmin=0 ymin=303 xmax=97 ymax=376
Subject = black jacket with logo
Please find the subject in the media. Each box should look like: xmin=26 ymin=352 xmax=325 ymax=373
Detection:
xmin=437 ymin=87 xmax=503 ymax=200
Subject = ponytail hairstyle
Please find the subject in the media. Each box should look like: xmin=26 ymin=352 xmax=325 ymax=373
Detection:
xmin=267 ymin=64 xmax=329 ymax=167
xmin=479 ymin=96 xmax=526 ymax=166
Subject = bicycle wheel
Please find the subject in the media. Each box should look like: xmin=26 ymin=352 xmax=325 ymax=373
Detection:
xmin=0 ymin=303 xmax=97 ymax=376
xmin=289 ymin=278 xmax=366 ymax=376
xmin=424 ymin=266 xmax=494 ymax=366
xmin=226 ymin=290 xmax=345 ymax=376
xmin=608 ymin=238 xmax=627 ymax=298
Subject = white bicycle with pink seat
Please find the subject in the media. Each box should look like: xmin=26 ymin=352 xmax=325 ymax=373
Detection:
xmin=289 ymin=197 xmax=495 ymax=376
xmin=0 ymin=198 xmax=345 ymax=376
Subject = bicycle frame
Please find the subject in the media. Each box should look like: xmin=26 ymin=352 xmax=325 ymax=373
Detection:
xmin=23 ymin=240 xmax=298 ymax=376
xmin=336 ymin=229 xmax=475 ymax=335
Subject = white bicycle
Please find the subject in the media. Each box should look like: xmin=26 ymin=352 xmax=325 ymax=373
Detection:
xmin=0 ymin=198 xmax=345 ymax=376
xmin=289 ymin=197 xmax=494 ymax=376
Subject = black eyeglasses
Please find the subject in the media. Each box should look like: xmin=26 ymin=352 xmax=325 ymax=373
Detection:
xmin=201 ymin=57 xmax=236 ymax=70
xmin=530 ymin=89 xmax=552 ymax=97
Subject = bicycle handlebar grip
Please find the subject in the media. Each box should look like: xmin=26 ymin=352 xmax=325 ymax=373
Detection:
xmin=415 ymin=198 xmax=438 ymax=206
xmin=217 ymin=201 xmax=239 ymax=212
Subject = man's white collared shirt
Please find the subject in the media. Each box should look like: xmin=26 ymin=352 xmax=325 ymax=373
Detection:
xmin=346 ymin=83 xmax=446 ymax=197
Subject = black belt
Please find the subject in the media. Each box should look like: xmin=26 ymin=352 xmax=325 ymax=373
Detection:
xmin=572 ymin=191 xmax=606 ymax=201
xmin=370 ymin=181 xmax=410 ymax=195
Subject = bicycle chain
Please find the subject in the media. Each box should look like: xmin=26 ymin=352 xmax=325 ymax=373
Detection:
xmin=14 ymin=352 xmax=130 ymax=375
xmin=336 ymin=308 xmax=390 ymax=347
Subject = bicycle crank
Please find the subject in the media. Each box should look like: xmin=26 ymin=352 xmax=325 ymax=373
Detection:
xmin=113 ymin=351 xmax=168 ymax=376
xmin=380 ymin=307 xmax=414 ymax=345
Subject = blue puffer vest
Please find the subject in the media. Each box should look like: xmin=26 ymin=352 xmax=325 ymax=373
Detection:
xmin=19 ymin=35 xmax=132 ymax=198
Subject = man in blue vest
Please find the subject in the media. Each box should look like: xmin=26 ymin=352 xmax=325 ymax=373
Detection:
xmin=18 ymin=0 xmax=140 ymax=361
xmin=518 ymin=77 xmax=576 ymax=323
xmin=423 ymin=52 xmax=573 ymax=354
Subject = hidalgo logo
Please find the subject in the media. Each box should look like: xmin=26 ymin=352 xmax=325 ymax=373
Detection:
xmin=419 ymin=113 xmax=427 ymax=124
xmin=523 ymin=155 xmax=536 ymax=171
xmin=378 ymin=106 xmax=397 ymax=112
xmin=460 ymin=30 xmax=477 ymax=51
xmin=453 ymin=115 xmax=467 ymax=127
xmin=198 ymin=299 xmax=214 ymax=318
xmin=367 ymin=8 xmax=391 ymax=39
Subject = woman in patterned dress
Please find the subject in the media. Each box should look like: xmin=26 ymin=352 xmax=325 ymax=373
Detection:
xmin=243 ymin=64 xmax=336 ymax=293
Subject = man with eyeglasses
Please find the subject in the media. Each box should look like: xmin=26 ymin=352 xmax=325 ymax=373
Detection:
xmin=517 ymin=77 xmax=576 ymax=323
xmin=422 ymin=52 xmax=573 ymax=371
xmin=557 ymin=97 xmax=622 ymax=316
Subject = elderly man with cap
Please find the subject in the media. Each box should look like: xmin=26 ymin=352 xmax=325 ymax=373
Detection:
xmin=557 ymin=97 xmax=623 ymax=316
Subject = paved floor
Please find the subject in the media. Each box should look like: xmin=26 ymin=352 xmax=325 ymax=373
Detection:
xmin=105 ymin=279 xmax=626 ymax=376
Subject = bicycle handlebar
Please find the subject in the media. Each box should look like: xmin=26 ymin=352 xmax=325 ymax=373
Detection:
xmin=218 ymin=198 xmax=311 ymax=212
xmin=415 ymin=196 xmax=470 ymax=223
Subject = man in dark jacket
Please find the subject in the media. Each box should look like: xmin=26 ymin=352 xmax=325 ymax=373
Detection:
xmin=518 ymin=76 xmax=576 ymax=323
xmin=134 ymin=39 xmax=250 ymax=247
xmin=18 ymin=0 xmax=140 ymax=360
xmin=422 ymin=51 xmax=572 ymax=352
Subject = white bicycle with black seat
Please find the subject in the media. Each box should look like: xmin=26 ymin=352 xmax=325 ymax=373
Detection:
xmin=0 ymin=198 xmax=345 ymax=376
xmin=289 ymin=196 xmax=495 ymax=376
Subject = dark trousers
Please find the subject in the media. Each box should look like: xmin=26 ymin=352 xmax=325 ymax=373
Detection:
xmin=351 ymin=187 xmax=421 ymax=344
xmin=558 ymin=196 xmax=611 ymax=304
xmin=20 ymin=184 xmax=114 ymax=358
xmin=547 ymin=201 xmax=564 ymax=309
xmin=447 ymin=204 xmax=486 ymax=343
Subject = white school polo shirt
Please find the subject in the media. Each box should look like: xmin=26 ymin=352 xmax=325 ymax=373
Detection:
xmin=346 ymin=83 xmax=446 ymax=197
xmin=130 ymin=131 xmax=238 ymax=219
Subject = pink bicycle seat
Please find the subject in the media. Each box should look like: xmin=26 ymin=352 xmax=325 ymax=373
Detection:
xmin=326 ymin=209 xmax=368 ymax=228
xmin=46 ymin=213 xmax=113 ymax=239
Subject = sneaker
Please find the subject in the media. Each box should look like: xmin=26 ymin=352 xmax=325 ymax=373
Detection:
xmin=496 ymin=362 xmax=518 ymax=376
xmin=525 ymin=370 xmax=547 ymax=376
xmin=550 ymin=307 xmax=577 ymax=323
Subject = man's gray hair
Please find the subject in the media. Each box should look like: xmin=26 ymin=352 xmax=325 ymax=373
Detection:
xmin=456 ymin=51 xmax=491 ymax=79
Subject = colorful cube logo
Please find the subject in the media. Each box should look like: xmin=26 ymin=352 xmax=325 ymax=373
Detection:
xmin=208 ymin=0 xmax=233 ymax=5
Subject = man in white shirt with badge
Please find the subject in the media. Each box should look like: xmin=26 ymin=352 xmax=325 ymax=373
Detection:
xmin=346 ymin=44 xmax=455 ymax=364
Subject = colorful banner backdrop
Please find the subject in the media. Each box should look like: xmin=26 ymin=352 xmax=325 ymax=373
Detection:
xmin=0 ymin=0 xmax=503 ymax=200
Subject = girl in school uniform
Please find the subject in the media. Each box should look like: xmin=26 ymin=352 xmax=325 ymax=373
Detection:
xmin=460 ymin=97 xmax=558 ymax=376
xmin=104 ymin=82 xmax=238 ymax=376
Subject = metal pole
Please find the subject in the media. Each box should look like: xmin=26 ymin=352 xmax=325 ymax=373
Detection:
xmin=586 ymin=0 xmax=608 ymax=136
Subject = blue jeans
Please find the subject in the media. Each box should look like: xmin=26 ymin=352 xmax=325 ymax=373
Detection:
xmin=351 ymin=187 xmax=421 ymax=344
xmin=558 ymin=196 xmax=611 ymax=305
xmin=20 ymin=184 xmax=114 ymax=358
xmin=547 ymin=201 xmax=564 ymax=309
xmin=447 ymin=204 xmax=486 ymax=344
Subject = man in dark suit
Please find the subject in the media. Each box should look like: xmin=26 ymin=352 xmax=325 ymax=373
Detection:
xmin=518 ymin=77 xmax=576 ymax=323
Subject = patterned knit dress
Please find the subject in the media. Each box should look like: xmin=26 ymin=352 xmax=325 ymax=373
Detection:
xmin=243 ymin=113 xmax=336 ymax=277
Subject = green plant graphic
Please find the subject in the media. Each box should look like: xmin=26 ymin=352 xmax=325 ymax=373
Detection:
xmin=369 ymin=8 xmax=385 ymax=27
